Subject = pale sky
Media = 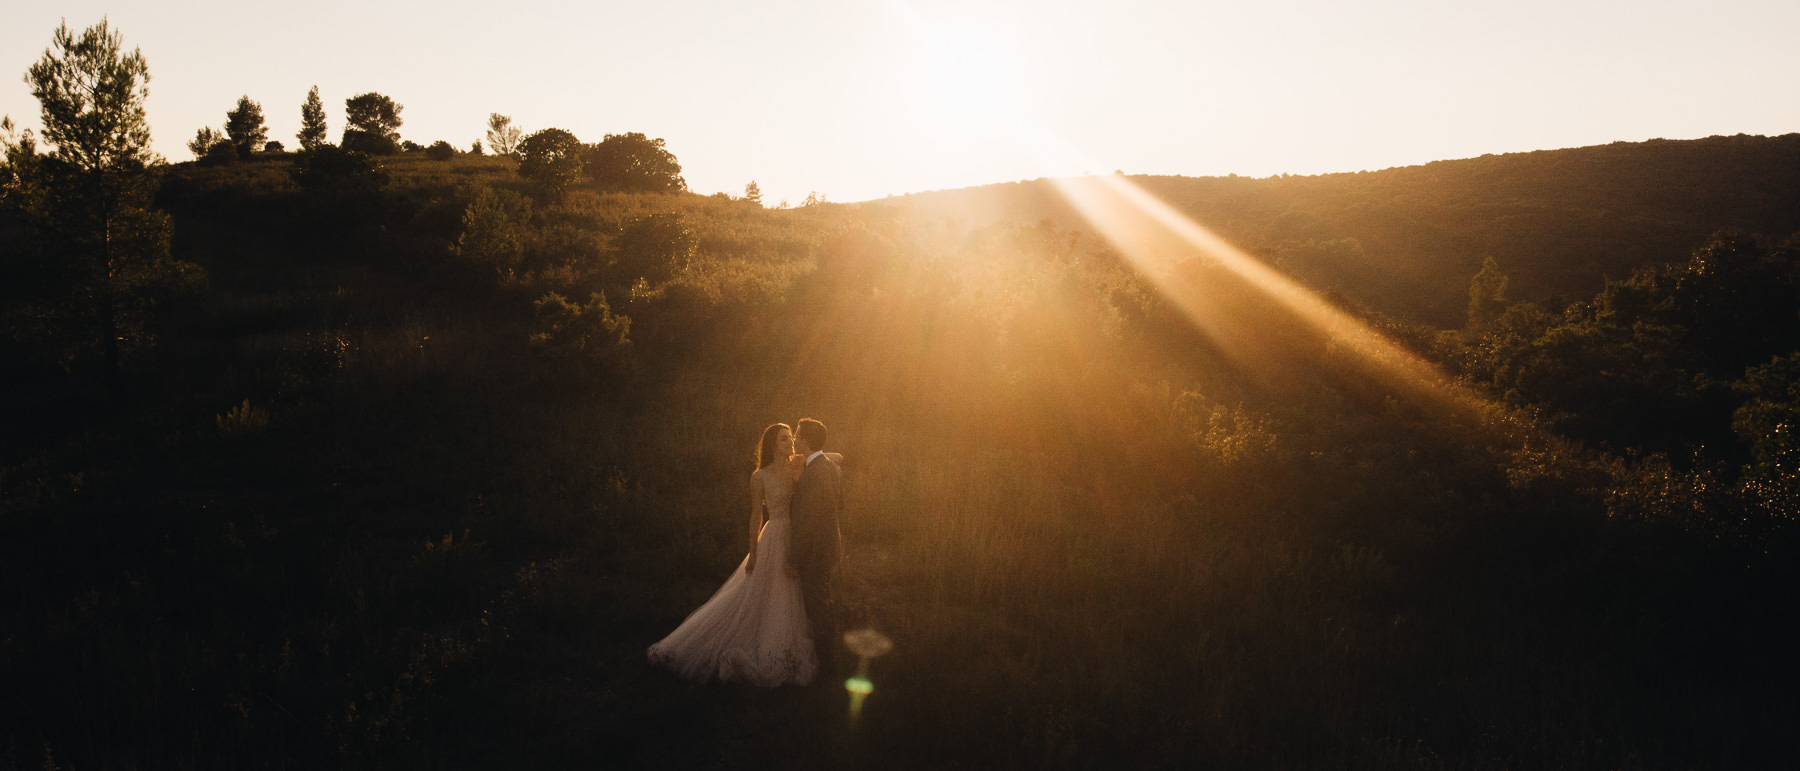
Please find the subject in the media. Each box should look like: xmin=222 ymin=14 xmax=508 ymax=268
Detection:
xmin=5 ymin=0 xmax=1798 ymax=205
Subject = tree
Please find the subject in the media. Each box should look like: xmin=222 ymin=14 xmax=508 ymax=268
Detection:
xmin=224 ymin=94 xmax=266 ymax=159
xmin=342 ymin=92 xmax=402 ymax=155
xmin=297 ymin=85 xmax=328 ymax=150
xmin=452 ymin=186 xmax=531 ymax=279
xmin=584 ymin=132 xmax=686 ymax=193
xmin=21 ymin=19 xmax=202 ymax=396
xmin=1466 ymin=256 xmax=1509 ymax=332
xmin=425 ymin=140 xmax=455 ymax=161
xmin=744 ymin=180 xmax=762 ymax=206
xmin=486 ymin=113 xmax=521 ymax=157
xmin=517 ymin=128 xmax=585 ymax=196
xmin=187 ymin=126 xmax=223 ymax=159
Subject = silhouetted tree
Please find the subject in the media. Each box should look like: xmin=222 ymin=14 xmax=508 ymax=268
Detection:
xmin=425 ymin=140 xmax=455 ymax=161
xmin=224 ymin=95 xmax=266 ymax=159
xmin=342 ymin=92 xmax=402 ymax=155
xmin=486 ymin=113 xmax=521 ymax=157
xmin=517 ymin=128 xmax=584 ymax=196
xmin=297 ymin=85 xmax=328 ymax=150
xmin=262 ymin=140 xmax=283 ymax=153
xmin=744 ymin=180 xmax=762 ymax=206
xmin=19 ymin=20 xmax=203 ymax=396
xmin=187 ymin=126 xmax=223 ymax=159
xmin=584 ymin=132 xmax=685 ymax=193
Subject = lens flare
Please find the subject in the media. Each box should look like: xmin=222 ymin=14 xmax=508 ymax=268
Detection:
xmin=843 ymin=629 xmax=892 ymax=723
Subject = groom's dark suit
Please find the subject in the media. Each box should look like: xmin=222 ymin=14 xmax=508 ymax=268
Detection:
xmin=789 ymin=452 xmax=843 ymax=667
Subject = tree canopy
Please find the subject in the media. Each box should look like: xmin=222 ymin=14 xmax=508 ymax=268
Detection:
xmin=517 ymin=128 xmax=585 ymax=196
xmin=224 ymin=95 xmax=266 ymax=159
xmin=26 ymin=19 xmax=156 ymax=173
xmin=584 ymin=132 xmax=686 ymax=193
xmin=342 ymin=92 xmax=402 ymax=155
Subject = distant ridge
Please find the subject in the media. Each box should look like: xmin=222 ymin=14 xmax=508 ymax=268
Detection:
xmin=879 ymin=134 xmax=1800 ymax=326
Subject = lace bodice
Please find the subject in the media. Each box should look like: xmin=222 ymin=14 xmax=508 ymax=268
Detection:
xmin=755 ymin=466 xmax=795 ymax=520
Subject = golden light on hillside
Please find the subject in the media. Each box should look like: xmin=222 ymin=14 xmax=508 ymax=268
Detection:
xmin=1011 ymin=121 xmax=1466 ymax=405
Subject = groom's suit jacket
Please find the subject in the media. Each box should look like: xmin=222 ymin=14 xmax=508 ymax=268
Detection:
xmin=789 ymin=454 xmax=843 ymax=579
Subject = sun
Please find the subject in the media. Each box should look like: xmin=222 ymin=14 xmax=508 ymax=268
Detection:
xmin=910 ymin=23 xmax=1026 ymax=133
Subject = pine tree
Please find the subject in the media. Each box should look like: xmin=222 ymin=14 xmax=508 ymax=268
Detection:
xmin=22 ymin=19 xmax=202 ymax=397
xmin=224 ymin=95 xmax=266 ymax=159
xmin=298 ymin=85 xmax=327 ymax=150
xmin=744 ymin=180 xmax=762 ymax=206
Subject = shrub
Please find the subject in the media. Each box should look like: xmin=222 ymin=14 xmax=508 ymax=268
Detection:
xmin=425 ymin=140 xmax=455 ymax=161
xmin=452 ymin=187 xmax=531 ymax=278
xmin=289 ymin=145 xmax=387 ymax=193
xmin=216 ymin=398 xmax=269 ymax=436
xmin=200 ymin=139 xmax=238 ymax=166
xmin=530 ymin=291 xmax=631 ymax=361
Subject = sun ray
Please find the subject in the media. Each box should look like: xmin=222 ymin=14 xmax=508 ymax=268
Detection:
xmin=1007 ymin=120 xmax=1484 ymax=415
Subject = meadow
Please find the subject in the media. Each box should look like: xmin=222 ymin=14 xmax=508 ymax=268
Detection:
xmin=2 ymin=146 xmax=1796 ymax=769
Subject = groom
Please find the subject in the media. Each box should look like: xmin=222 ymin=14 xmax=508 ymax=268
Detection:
xmin=787 ymin=417 xmax=843 ymax=673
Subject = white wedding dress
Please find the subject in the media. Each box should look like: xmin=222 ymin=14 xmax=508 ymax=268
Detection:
xmin=647 ymin=466 xmax=818 ymax=686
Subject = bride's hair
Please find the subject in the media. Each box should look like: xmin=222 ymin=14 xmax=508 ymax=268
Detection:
xmin=757 ymin=423 xmax=792 ymax=470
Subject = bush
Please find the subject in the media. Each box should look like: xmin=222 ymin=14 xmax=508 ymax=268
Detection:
xmin=200 ymin=139 xmax=238 ymax=166
xmin=263 ymin=140 xmax=284 ymax=153
xmin=530 ymin=291 xmax=631 ymax=361
xmin=452 ymin=187 xmax=531 ymax=278
xmin=517 ymin=128 xmax=585 ymax=197
xmin=425 ymin=141 xmax=455 ymax=161
xmin=289 ymin=145 xmax=387 ymax=193
xmin=341 ymin=129 xmax=399 ymax=156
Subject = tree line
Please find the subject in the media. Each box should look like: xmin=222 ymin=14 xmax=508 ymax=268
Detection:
xmin=1 ymin=20 xmax=699 ymax=397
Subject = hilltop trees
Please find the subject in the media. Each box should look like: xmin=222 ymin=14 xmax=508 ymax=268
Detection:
xmin=16 ymin=19 xmax=201 ymax=395
xmin=187 ymin=126 xmax=224 ymax=159
xmin=744 ymin=180 xmax=762 ymax=206
xmin=224 ymin=95 xmax=266 ymax=159
xmin=342 ymin=92 xmax=402 ymax=155
xmin=517 ymin=128 xmax=585 ymax=196
xmin=585 ymin=132 xmax=686 ymax=193
xmin=298 ymin=85 xmax=327 ymax=150
xmin=486 ymin=113 xmax=521 ymax=157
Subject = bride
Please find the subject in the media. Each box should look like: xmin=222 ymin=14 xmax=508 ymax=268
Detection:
xmin=647 ymin=423 xmax=837 ymax=686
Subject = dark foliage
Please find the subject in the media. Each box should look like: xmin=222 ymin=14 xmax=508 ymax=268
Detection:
xmin=517 ymin=128 xmax=585 ymax=197
xmin=584 ymin=132 xmax=686 ymax=193
xmin=341 ymin=92 xmax=403 ymax=155
xmin=224 ymin=95 xmax=267 ymax=160
xmin=4 ymin=128 xmax=1797 ymax=771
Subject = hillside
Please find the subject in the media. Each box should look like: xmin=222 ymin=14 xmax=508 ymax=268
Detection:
xmin=4 ymin=142 xmax=1798 ymax=769
xmin=886 ymin=133 xmax=1800 ymax=326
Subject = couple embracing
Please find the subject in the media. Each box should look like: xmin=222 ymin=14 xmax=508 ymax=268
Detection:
xmin=647 ymin=418 xmax=844 ymax=687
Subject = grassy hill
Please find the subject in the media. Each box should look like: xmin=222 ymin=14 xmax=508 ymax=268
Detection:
xmin=3 ymin=145 xmax=1797 ymax=769
xmin=888 ymin=133 xmax=1800 ymax=326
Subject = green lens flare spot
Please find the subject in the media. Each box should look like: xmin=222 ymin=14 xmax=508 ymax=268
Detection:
xmin=844 ymin=676 xmax=874 ymax=695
